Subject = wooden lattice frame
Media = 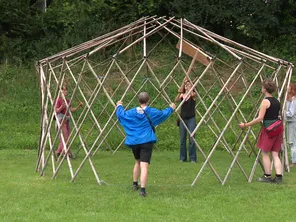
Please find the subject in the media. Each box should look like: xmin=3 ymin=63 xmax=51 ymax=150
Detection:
xmin=36 ymin=16 xmax=294 ymax=186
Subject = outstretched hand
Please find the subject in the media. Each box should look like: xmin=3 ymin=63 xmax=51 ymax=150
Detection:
xmin=117 ymin=100 xmax=123 ymax=106
xmin=170 ymin=103 xmax=176 ymax=110
xmin=238 ymin=122 xmax=246 ymax=129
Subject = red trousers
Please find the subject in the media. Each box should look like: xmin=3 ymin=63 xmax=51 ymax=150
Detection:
xmin=57 ymin=119 xmax=71 ymax=155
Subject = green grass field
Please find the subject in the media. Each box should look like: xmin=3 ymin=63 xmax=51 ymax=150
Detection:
xmin=1 ymin=59 xmax=296 ymax=221
xmin=1 ymin=149 xmax=296 ymax=221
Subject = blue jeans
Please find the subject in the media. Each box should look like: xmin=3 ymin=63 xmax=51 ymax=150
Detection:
xmin=179 ymin=117 xmax=196 ymax=162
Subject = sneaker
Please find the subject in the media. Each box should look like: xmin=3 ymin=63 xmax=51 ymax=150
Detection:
xmin=132 ymin=185 xmax=140 ymax=191
xmin=180 ymin=160 xmax=186 ymax=163
xmin=271 ymin=177 xmax=282 ymax=185
xmin=139 ymin=191 xmax=147 ymax=197
xmin=190 ymin=160 xmax=196 ymax=164
xmin=258 ymin=175 xmax=272 ymax=183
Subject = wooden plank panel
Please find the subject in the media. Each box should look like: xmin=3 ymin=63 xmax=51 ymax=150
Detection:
xmin=176 ymin=40 xmax=211 ymax=66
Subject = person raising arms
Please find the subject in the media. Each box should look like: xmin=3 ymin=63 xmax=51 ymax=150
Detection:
xmin=175 ymin=77 xmax=197 ymax=163
xmin=116 ymin=92 xmax=176 ymax=197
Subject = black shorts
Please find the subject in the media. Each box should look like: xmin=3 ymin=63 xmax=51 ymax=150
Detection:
xmin=130 ymin=142 xmax=154 ymax=164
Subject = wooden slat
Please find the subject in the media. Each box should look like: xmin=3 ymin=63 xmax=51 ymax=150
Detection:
xmin=176 ymin=40 xmax=211 ymax=66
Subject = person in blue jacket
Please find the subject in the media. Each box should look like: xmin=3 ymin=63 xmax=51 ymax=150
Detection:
xmin=116 ymin=92 xmax=176 ymax=197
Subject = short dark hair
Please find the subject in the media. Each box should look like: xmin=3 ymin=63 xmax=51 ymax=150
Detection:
xmin=262 ymin=79 xmax=277 ymax=94
xmin=138 ymin=92 xmax=149 ymax=104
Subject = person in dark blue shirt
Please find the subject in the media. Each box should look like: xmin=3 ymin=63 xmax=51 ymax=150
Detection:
xmin=116 ymin=92 xmax=175 ymax=197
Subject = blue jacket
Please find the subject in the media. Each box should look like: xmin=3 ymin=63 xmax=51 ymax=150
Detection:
xmin=116 ymin=105 xmax=174 ymax=146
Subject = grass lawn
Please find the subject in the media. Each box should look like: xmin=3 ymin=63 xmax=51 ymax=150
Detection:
xmin=1 ymin=149 xmax=296 ymax=222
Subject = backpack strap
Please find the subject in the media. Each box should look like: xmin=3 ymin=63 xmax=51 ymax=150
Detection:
xmin=142 ymin=108 xmax=155 ymax=133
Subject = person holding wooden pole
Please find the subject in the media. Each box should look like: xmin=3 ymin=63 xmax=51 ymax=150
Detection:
xmin=55 ymin=85 xmax=83 ymax=158
xmin=175 ymin=77 xmax=197 ymax=163
xmin=116 ymin=92 xmax=175 ymax=197
xmin=239 ymin=79 xmax=283 ymax=184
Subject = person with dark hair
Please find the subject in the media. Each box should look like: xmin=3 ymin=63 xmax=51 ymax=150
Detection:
xmin=55 ymin=85 xmax=83 ymax=158
xmin=239 ymin=79 xmax=283 ymax=184
xmin=286 ymin=83 xmax=296 ymax=167
xmin=116 ymin=92 xmax=176 ymax=197
xmin=175 ymin=77 xmax=197 ymax=163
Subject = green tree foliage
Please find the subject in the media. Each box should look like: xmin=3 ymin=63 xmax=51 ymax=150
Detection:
xmin=277 ymin=0 xmax=296 ymax=35
xmin=0 ymin=0 xmax=108 ymax=63
xmin=0 ymin=0 xmax=295 ymax=64
xmin=103 ymin=0 xmax=164 ymax=28
xmin=0 ymin=1 xmax=42 ymax=61
xmin=169 ymin=0 xmax=284 ymax=43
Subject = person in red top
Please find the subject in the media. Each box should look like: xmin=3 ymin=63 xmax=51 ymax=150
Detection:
xmin=55 ymin=85 xmax=83 ymax=158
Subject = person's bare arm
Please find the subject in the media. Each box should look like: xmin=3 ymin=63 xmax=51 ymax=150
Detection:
xmin=71 ymin=101 xmax=83 ymax=112
xmin=190 ymin=90 xmax=197 ymax=100
xmin=175 ymin=93 xmax=183 ymax=102
xmin=176 ymin=78 xmax=188 ymax=102
xmin=239 ymin=99 xmax=269 ymax=128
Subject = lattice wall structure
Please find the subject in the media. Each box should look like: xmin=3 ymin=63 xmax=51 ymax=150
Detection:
xmin=36 ymin=16 xmax=294 ymax=185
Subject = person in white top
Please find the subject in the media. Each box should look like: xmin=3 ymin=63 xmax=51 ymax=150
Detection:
xmin=286 ymin=83 xmax=296 ymax=166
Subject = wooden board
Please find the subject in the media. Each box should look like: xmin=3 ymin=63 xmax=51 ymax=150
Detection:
xmin=176 ymin=40 xmax=211 ymax=66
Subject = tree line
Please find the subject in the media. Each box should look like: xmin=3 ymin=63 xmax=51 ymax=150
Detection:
xmin=0 ymin=0 xmax=295 ymax=64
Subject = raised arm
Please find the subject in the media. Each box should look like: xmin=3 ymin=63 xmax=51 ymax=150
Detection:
xmin=190 ymin=89 xmax=197 ymax=100
xmin=175 ymin=93 xmax=183 ymax=102
xmin=150 ymin=103 xmax=176 ymax=126
xmin=71 ymin=101 xmax=83 ymax=112
xmin=116 ymin=101 xmax=125 ymax=119
xmin=175 ymin=78 xmax=188 ymax=102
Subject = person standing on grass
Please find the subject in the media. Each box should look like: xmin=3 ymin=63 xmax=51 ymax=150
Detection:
xmin=175 ymin=77 xmax=197 ymax=163
xmin=55 ymin=85 xmax=83 ymax=158
xmin=116 ymin=92 xmax=175 ymax=197
xmin=286 ymin=83 xmax=296 ymax=167
xmin=239 ymin=79 xmax=283 ymax=184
